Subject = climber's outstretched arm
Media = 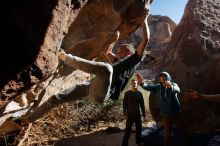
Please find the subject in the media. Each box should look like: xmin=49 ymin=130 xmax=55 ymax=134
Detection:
xmin=136 ymin=18 xmax=150 ymax=58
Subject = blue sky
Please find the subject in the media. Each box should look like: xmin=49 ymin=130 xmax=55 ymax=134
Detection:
xmin=150 ymin=0 xmax=189 ymax=24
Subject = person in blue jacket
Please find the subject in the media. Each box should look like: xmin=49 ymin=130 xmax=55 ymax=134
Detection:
xmin=136 ymin=72 xmax=181 ymax=146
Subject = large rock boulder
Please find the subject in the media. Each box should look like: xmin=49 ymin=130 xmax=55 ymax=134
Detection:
xmin=0 ymin=0 xmax=82 ymax=106
xmin=139 ymin=15 xmax=177 ymax=72
xmin=151 ymin=0 xmax=220 ymax=133
xmin=0 ymin=0 xmax=86 ymax=135
xmin=62 ymin=0 xmax=149 ymax=59
xmin=148 ymin=15 xmax=176 ymax=47
xmin=0 ymin=0 xmax=150 ymax=135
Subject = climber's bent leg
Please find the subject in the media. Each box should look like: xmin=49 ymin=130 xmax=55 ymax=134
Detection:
xmin=88 ymin=63 xmax=113 ymax=102
xmin=27 ymin=82 xmax=90 ymax=123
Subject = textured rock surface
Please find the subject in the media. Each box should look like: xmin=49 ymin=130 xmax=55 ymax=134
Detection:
xmin=0 ymin=0 xmax=149 ymax=135
xmin=151 ymin=0 xmax=220 ymax=132
xmin=0 ymin=0 xmax=85 ymax=133
xmin=139 ymin=15 xmax=177 ymax=72
xmin=0 ymin=0 xmax=83 ymax=104
xmin=0 ymin=0 xmax=148 ymax=103
xmin=148 ymin=15 xmax=176 ymax=47
xmin=62 ymin=0 xmax=148 ymax=60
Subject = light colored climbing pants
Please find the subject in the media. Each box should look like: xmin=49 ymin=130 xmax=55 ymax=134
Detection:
xmin=27 ymin=54 xmax=113 ymax=122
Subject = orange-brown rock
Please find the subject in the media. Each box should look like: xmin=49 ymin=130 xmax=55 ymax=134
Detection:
xmin=62 ymin=0 xmax=149 ymax=59
xmin=0 ymin=0 xmax=82 ymax=104
xmin=148 ymin=15 xmax=176 ymax=46
xmin=0 ymin=0 xmax=149 ymax=104
xmin=140 ymin=15 xmax=177 ymax=71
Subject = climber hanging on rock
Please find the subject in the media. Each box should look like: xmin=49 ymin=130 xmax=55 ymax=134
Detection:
xmin=14 ymin=0 xmax=151 ymax=126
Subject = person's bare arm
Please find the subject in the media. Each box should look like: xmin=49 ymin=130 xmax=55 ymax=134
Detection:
xmin=199 ymin=93 xmax=220 ymax=103
xmin=136 ymin=18 xmax=150 ymax=58
xmin=187 ymin=89 xmax=220 ymax=103
xmin=123 ymin=92 xmax=128 ymax=118
xmin=140 ymin=93 xmax=146 ymax=119
xmin=94 ymin=52 xmax=117 ymax=64
xmin=103 ymin=52 xmax=117 ymax=64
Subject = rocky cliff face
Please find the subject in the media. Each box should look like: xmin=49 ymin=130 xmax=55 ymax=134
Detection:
xmin=0 ymin=0 xmax=82 ymax=105
xmin=62 ymin=0 xmax=149 ymax=59
xmin=0 ymin=0 xmax=86 ymax=134
xmin=0 ymin=0 xmax=149 ymax=134
xmin=148 ymin=15 xmax=176 ymax=47
xmin=150 ymin=0 xmax=220 ymax=132
xmin=139 ymin=15 xmax=177 ymax=72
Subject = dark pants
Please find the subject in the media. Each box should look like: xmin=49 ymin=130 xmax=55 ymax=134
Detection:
xmin=122 ymin=117 xmax=142 ymax=146
xmin=163 ymin=117 xmax=171 ymax=146
xmin=163 ymin=114 xmax=181 ymax=146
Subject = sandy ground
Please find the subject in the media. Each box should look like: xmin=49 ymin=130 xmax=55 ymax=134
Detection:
xmin=52 ymin=121 xmax=155 ymax=146
xmin=54 ymin=130 xmax=137 ymax=146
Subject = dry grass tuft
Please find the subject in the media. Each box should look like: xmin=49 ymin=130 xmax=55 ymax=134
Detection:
xmin=16 ymin=98 xmax=124 ymax=145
